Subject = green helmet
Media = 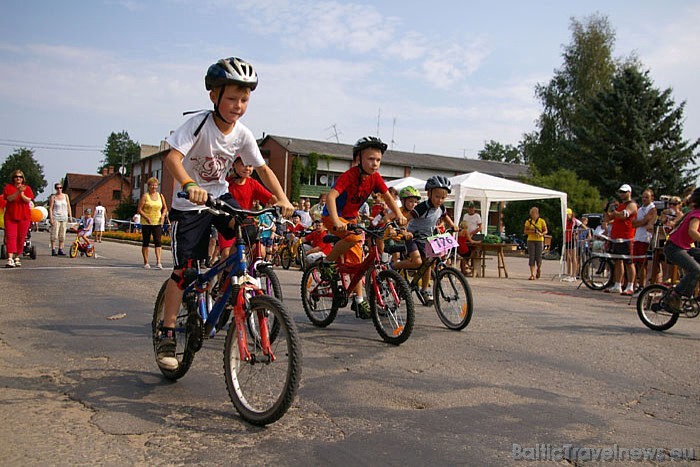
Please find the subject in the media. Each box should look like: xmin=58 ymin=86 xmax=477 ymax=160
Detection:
xmin=400 ymin=186 xmax=421 ymax=200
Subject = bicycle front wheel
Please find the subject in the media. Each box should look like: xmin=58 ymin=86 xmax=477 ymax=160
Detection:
xmin=581 ymin=257 xmax=613 ymax=290
xmin=280 ymin=248 xmax=292 ymax=270
xmin=433 ymin=267 xmax=473 ymax=330
xmin=300 ymin=261 xmax=338 ymax=327
xmin=636 ymin=284 xmax=679 ymax=331
xmin=254 ymin=264 xmax=283 ymax=341
xmin=370 ymin=269 xmax=414 ymax=345
xmin=69 ymin=242 xmax=79 ymax=258
xmin=223 ymin=295 xmax=302 ymax=426
xmin=152 ymin=279 xmax=198 ymax=380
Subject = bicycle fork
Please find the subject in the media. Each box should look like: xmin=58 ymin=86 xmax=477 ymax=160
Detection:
xmin=233 ymin=282 xmax=275 ymax=363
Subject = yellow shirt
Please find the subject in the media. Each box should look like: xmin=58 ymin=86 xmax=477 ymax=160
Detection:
xmin=524 ymin=217 xmax=547 ymax=242
xmin=142 ymin=193 xmax=164 ymax=225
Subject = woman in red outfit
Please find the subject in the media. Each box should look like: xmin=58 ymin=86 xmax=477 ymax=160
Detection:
xmin=3 ymin=170 xmax=34 ymax=268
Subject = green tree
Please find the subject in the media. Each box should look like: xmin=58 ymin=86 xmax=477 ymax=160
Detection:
xmin=530 ymin=13 xmax=617 ymax=174
xmin=99 ymin=131 xmax=140 ymax=176
xmin=568 ymin=64 xmax=699 ymax=196
xmin=0 ymin=147 xmax=47 ymax=195
xmin=478 ymin=140 xmax=522 ymax=164
xmin=502 ymin=169 xmax=601 ymax=246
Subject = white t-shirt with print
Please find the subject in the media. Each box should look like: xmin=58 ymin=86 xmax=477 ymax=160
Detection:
xmin=166 ymin=112 xmax=265 ymax=211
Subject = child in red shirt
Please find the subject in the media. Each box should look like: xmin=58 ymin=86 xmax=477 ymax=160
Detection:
xmin=320 ymin=136 xmax=406 ymax=318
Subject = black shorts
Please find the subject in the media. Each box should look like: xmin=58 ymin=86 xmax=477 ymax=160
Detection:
xmin=169 ymin=193 xmax=239 ymax=269
xmin=141 ymin=224 xmax=162 ymax=248
xmin=610 ymin=240 xmax=633 ymax=264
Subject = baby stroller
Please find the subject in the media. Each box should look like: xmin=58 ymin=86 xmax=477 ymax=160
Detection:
xmin=1 ymin=230 xmax=36 ymax=260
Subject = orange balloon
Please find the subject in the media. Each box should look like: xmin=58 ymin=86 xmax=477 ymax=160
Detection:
xmin=31 ymin=208 xmax=43 ymax=223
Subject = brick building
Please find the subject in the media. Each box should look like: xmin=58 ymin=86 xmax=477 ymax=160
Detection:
xmin=63 ymin=166 xmax=131 ymax=219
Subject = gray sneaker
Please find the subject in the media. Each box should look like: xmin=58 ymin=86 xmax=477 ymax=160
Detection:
xmin=156 ymin=335 xmax=178 ymax=370
xmin=665 ymin=292 xmax=683 ymax=314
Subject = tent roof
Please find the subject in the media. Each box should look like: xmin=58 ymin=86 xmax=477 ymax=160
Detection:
xmin=450 ymin=171 xmax=564 ymax=202
xmin=385 ymin=176 xmax=427 ymax=191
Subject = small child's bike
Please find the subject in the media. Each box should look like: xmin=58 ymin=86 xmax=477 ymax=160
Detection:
xmin=636 ymin=283 xmax=700 ymax=331
xmin=152 ymin=195 xmax=302 ymax=426
xmin=300 ymin=222 xmax=415 ymax=345
xmin=69 ymin=234 xmax=95 ymax=258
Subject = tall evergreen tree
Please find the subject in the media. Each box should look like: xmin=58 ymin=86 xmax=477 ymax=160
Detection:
xmin=0 ymin=147 xmax=47 ymax=195
xmin=530 ymin=14 xmax=617 ymax=174
xmin=99 ymin=131 xmax=140 ymax=176
xmin=568 ymin=65 xmax=699 ymax=196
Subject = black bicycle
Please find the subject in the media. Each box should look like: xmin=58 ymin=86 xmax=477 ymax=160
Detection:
xmin=636 ymin=284 xmax=700 ymax=331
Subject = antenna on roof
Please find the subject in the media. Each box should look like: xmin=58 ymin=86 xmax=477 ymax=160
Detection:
xmin=325 ymin=124 xmax=341 ymax=143
xmin=390 ymin=118 xmax=397 ymax=150
xmin=376 ymin=107 xmax=381 ymax=138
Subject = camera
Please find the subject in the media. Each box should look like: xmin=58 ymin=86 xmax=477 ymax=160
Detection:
xmin=653 ymin=195 xmax=671 ymax=211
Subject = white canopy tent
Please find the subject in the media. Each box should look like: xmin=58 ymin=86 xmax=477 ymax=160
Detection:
xmin=449 ymin=171 xmax=568 ymax=242
xmin=385 ymin=176 xmax=427 ymax=191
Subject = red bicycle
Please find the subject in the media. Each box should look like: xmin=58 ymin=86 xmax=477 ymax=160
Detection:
xmin=300 ymin=222 xmax=415 ymax=345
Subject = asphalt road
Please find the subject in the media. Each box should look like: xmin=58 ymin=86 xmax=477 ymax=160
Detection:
xmin=0 ymin=231 xmax=698 ymax=466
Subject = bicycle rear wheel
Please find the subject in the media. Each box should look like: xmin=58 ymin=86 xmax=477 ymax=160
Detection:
xmin=223 ymin=295 xmax=302 ymax=426
xmin=636 ymin=284 xmax=679 ymax=331
xmin=433 ymin=267 xmax=473 ymax=330
xmin=152 ymin=279 xmax=198 ymax=380
xmin=300 ymin=261 xmax=338 ymax=327
xmin=581 ymin=257 xmax=613 ymax=290
xmin=369 ymin=269 xmax=414 ymax=345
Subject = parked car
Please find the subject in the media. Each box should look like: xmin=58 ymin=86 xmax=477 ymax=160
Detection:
xmin=37 ymin=218 xmax=52 ymax=232
xmin=106 ymin=219 xmax=119 ymax=231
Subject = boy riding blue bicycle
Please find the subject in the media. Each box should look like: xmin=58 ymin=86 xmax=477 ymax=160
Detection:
xmin=157 ymin=56 xmax=293 ymax=371
xmin=390 ymin=176 xmax=457 ymax=305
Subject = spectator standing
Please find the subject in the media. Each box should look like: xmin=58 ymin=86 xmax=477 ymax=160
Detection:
xmin=524 ymin=206 xmax=547 ymax=280
xmin=309 ymin=193 xmax=327 ymax=222
xmin=137 ymin=177 xmax=168 ymax=269
xmin=565 ymin=208 xmax=582 ymax=279
xmin=604 ymin=184 xmax=638 ymax=295
xmin=631 ymin=189 xmax=657 ymax=290
xmin=93 ymin=201 xmax=106 ymax=242
xmin=131 ymin=213 xmax=141 ymax=233
xmin=48 ymin=182 xmax=72 ymax=256
xmin=3 ymin=170 xmax=34 ymax=268
xmin=460 ymin=202 xmax=483 ymax=239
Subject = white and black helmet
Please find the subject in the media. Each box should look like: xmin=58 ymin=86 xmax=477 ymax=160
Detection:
xmin=205 ymin=57 xmax=258 ymax=91
xmin=425 ymin=175 xmax=452 ymax=194
xmin=352 ymin=136 xmax=387 ymax=161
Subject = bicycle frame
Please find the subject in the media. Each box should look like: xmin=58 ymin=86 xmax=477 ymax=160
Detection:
xmin=182 ymin=216 xmax=275 ymax=362
xmin=334 ymin=229 xmax=398 ymax=309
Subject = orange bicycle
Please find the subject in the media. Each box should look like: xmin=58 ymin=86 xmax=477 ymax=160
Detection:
xmin=300 ymin=222 xmax=414 ymax=345
xmin=69 ymin=234 xmax=95 ymax=258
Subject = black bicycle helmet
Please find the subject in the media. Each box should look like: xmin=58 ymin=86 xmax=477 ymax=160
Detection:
xmin=205 ymin=57 xmax=258 ymax=91
xmin=425 ymin=175 xmax=452 ymax=194
xmin=352 ymin=136 xmax=388 ymax=161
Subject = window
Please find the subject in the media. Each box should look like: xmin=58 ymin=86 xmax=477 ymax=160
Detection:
xmin=112 ymin=190 xmax=121 ymax=200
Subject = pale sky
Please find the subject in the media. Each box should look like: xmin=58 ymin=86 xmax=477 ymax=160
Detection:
xmin=1 ymin=0 xmax=698 ymax=200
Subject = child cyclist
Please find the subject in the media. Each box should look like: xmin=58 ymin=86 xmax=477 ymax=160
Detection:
xmin=217 ymin=154 xmax=277 ymax=260
xmin=391 ymin=176 xmax=457 ymax=305
xmin=157 ymin=56 xmax=293 ymax=371
xmin=78 ymin=209 xmax=95 ymax=249
xmin=320 ymin=136 xmax=407 ymax=319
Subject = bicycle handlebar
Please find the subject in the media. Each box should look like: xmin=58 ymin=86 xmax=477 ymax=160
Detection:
xmin=177 ymin=192 xmax=281 ymax=220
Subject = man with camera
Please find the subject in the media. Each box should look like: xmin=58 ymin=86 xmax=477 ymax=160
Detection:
xmin=604 ymin=184 xmax=638 ymax=295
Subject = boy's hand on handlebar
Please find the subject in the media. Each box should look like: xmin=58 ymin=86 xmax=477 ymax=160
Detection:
xmin=334 ymin=219 xmax=347 ymax=232
xmin=275 ymin=200 xmax=295 ymax=218
xmin=396 ymin=214 xmax=408 ymax=227
xmin=187 ymin=185 xmax=208 ymax=205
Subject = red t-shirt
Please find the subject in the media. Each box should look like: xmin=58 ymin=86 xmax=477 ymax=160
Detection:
xmin=322 ymin=166 xmax=388 ymax=220
xmin=226 ymin=177 xmax=272 ymax=210
xmin=304 ymin=229 xmax=333 ymax=255
xmin=610 ymin=202 xmax=635 ymax=240
xmin=3 ymin=184 xmax=34 ymax=221
xmin=291 ymin=223 xmax=305 ymax=234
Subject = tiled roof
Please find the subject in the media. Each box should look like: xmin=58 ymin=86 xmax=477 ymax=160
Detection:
xmin=65 ymin=173 xmax=103 ymax=191
xmin=262 ymin=135 xmax=528 ymax=179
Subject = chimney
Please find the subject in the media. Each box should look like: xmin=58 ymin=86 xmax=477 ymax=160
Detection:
xmin=108 ymin=166 xmax=114 ymax=175
xmin=102 ymin=167 xmax=108 ymax=176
